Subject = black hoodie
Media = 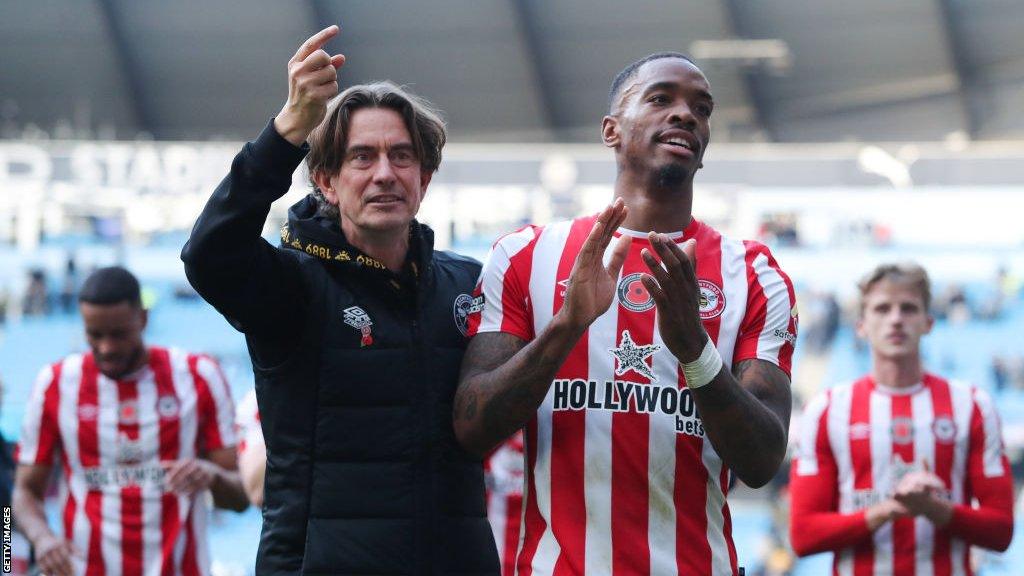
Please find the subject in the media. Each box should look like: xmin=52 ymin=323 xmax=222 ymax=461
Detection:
xmin=182 ymin=121 xmax=498 ymax=575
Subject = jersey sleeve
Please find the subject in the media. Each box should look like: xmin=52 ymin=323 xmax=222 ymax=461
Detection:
xmin=15 ymin=363 xmax=62 ymax=466
xmin=189 ymin=355 xmax=237 ymax=453
xmin=945 ymin=388 xmax=1014 ymax=551
xmin=466 ymin=226 xmax=540 ymax=342
xmin=789 ymin=391 xmax=873 ymax=556
xmin=732 ymin=243 xmax=798 ymax=376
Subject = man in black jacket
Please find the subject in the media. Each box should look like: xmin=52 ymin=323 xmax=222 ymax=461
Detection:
xmin=181 ymin=25 xmax=499 ymax=576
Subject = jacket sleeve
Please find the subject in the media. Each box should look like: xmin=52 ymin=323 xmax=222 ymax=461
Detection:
xmin=789 ymin=391 xmax=874 ymax=556
xmin=181 ymin=120 xmax=310 ymax=337
xmin=945 ymin=389 xmax=1014 ymax=551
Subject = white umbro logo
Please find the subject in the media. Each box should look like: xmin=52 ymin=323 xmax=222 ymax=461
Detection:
xmin=342 ymin=306 xmax=372 ymax=329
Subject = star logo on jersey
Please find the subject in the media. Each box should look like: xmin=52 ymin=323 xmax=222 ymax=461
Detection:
xmin=609 ymin=330 xmax=661 ymax=381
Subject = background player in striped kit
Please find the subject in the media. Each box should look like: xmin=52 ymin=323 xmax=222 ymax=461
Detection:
xmin=454 ymin=53 xmax=798 ymax=575
xmin=789 ymin=263 xmax=1013 ymax=574
xmin=235 ymin=389 xmax=265 ymax=508
xmin=12 ymin=267 xmax=247 ymax=576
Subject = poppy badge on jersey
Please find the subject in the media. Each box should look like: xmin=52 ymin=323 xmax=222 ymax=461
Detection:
xmin=617 ymin=273 xmax=654 ymax=313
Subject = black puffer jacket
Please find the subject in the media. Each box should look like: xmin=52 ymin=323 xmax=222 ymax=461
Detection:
xmin=181 ymin=121 xmax=499 ymax=576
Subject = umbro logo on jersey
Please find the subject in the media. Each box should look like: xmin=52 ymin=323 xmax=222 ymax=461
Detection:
xmin=617 ymin=273 xmax=654 ymax=313
xmin=849 ymin=421 xmax=871 ymax=440
xmin=78 ymin=403 xmax=99 ymax=422
xmin=698 ymin=280 xmax=726 ymax=320
xmin=342 ymin=306 xmax=374 ymax=347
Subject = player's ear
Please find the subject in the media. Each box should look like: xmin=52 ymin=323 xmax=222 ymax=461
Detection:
xmin=602 ymin=115 xmax=620 ymax=148
xmin=419 ymin=170 xmax=433 ymax=200
xmin=312 ymin=171 xmax=338 ymax=205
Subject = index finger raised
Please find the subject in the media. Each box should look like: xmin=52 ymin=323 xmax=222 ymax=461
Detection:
xmin=291 ymin=25 xmax=340 ymax=64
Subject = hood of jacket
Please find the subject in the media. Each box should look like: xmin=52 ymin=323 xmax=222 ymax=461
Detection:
xmin=280 ymin=194 xmax=434 ymax=287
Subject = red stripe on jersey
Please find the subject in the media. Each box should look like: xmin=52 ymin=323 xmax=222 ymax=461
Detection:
xmin=549 ymin=217 xmax=592 ymax=575
xmin=80 ymin=355 xmax=105 ymax=576
xmin=181 ymin=509 xmax=199 ymax=576
xmin=36 ymin=363 xmax=63 ymax=464
xmin=188 ymin=356 xmax=222 ymax=453
xmin=502 ymin=495 xmax=523 ymax=576
xmin=610 ymin=239 xmax=653 ymax=575
xmin=516 ymin=417 xmax=543 ymax=576
xmin=503 ymin=230 xmax=541 ymax=340
xmin=117 ymin=379 xmax=143 ymax=576
xmin=674 ymin=435 xmax=710 ymax=575
xmin=150 ymin=349 xmax=182 ymax=576
xmin=673 ymin=223 xmax=720 ymax=576
xmin=697 ymin=226 xmax=739 ymax=574
xmin=848 ymin=378 xmax=873 ymax=576
xmin=889 ymin=393 xmax=915 ymax=575
xmin=928 ymin=375 xmax=954 ymax=576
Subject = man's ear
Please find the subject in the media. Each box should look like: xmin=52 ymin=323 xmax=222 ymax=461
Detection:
xmin=602 ymin=116 xmax=620 ymax=148
xmin=312 ymin=171 xmax=338 ymax=205
xmin=419 ymin=171 xmax=433 ymax=200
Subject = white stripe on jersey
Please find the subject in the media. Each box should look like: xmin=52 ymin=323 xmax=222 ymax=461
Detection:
xmin=584 ymin=297 xmax=616 ymax=574
xmin=98 ymin=371 xmax=123 ymax=574
xmin=194 ymin=356 xmax=236 ymax=448
xmin=18 ymin=365 xmax=55 ymax=464
xmin=478 ymin=226 xmax=538 ymax=334
xmin=530 ymin=386 xmax=559 ymax=574
xmin=646 ymin=320 xmax=676 ymax=575
xmin=974 ymin=388 xmax=1005 ymax=477
xmin=827 ymin=384 xmax=855 ymax=514
xmin=58 ymin=356 xmax=90 ymax=559
xmin=137 ymin=375 xmax=163 ymax=576
xmin=702 ymin=439 xmax=731 ymax=576
xmin=750 ymin=251 xmax=791 ymax=366
xmin=911 ymin=390 xmax=935 ymax=575
xmin=869 ymin=390 xmax=893 ymax=575
xmin=715 ymin=237 xmax=748 ymax=363
xmin=794 ymin=392 xmax=830 ymax=476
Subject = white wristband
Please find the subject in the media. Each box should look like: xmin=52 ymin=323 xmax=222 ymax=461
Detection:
xmin=681 ymin=339 xmax=723 ymax=389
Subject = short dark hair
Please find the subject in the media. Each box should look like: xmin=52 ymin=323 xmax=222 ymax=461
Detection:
xmin=78 ymin=266 xmax=141 ymax=307
xmin=608 ymin=52 xmax=697 ymax=114
xmin=307 ymin=81 xmax=447 ymax=219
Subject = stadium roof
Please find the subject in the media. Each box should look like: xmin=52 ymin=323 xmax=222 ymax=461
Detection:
xmin=2 ymin=0 xmax=1023 ymax=143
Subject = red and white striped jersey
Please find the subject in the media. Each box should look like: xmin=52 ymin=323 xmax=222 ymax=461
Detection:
xmin=468 ymin=216 xmax=798 ymax=576
xmin=486 ymin=431 xmax=525 ymax=576
xmin=16 ymin=346 xmax=236 ymax=576
xmin=790 ymin=374 xmax=1014 ymax=576
xmin=235 ymin=389 xmax=261 ymax=457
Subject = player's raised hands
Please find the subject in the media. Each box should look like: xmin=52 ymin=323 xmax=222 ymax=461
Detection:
xmin=641 ymin=233 xmax=707 ymax=363
xmin=274 ymin=25 xmax=346 ymax=146
xmin=559 ymin=198 xmax=631 ymax=329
